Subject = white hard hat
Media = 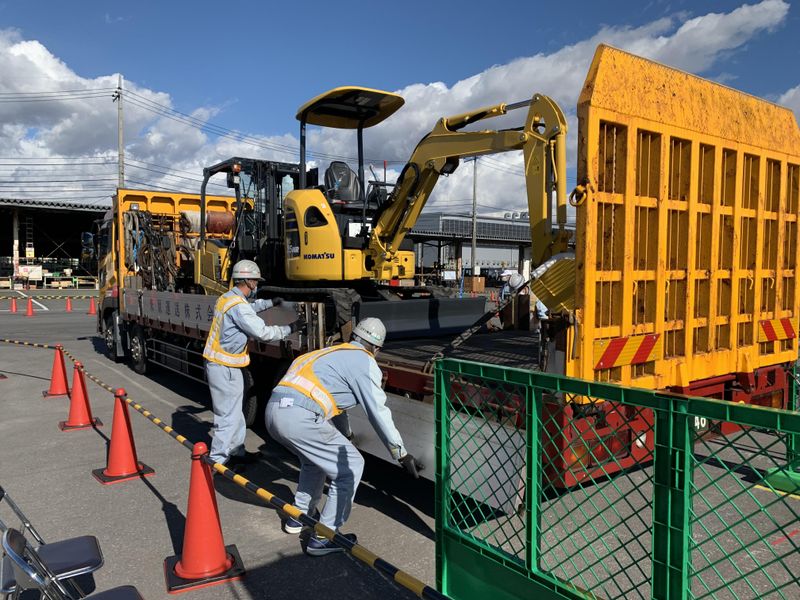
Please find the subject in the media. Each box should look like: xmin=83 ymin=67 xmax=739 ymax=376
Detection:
xmin=231 ymin=259 xmax=263 ymax=281
xmin=352 ymin=317 xmax=386 ymax=348
xmin=509 ymin=273 xmax=525 ymax=290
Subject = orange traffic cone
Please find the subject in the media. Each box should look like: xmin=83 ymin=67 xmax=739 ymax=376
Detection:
xmin=93 ymin=389 xmax=154 ymax=485
xmin=59 ymin=362 xmax=102 ymax=431
xmin=65 ymin=297 xmax=72 ymax=312
xmin=42 ymin=344 xmax=70 ymax=398
xmin=25 ymin=298 xmax=33 ymax=317
xmin=9 ymin=297 xmax=17 ymax=313
xmin=164 ymin=442 xmax=244 ymax=593
xmin=87 ymin=297 xmax=97 ymax=315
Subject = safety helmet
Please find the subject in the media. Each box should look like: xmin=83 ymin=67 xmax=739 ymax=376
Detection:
xmin=231 ymin=259 xmax=263 ymax=281
xmin=508 ymin=273 xmax=525 ymax=290
xmin=352 ymin=317 xmax=387 ymax=348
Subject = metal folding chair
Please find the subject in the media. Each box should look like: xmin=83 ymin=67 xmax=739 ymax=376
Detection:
xmin=0 ymin=484 xmax=104 ymax=599
xmin=2 ymin=528 xmax=143 ymax=600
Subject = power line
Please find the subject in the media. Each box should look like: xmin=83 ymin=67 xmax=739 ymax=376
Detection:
xmin=478 ymin=157 xmax=524 ymax=176
xmin=0 ymin=87 xmax=115 ymax=96
xmin=0 ymin=177 xmax=118 ymax=182
xmin=124 ymin=178 xmax=201 ymax=193
xmin=0 ymin=92 xmax=112 ymax=103
xmin=123 ymin=161 xmax=229 ymax=190
xmin=125 ymin=91 xmax=405 ymax=164
xmin=0 ymin=155 xmax=114 ymax=160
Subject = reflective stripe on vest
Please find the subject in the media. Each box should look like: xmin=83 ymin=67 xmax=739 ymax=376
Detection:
xmin=278 ymin=343 xmax=369 ymax=420
xmin=202 ymin=294 xmax=250 ymax=367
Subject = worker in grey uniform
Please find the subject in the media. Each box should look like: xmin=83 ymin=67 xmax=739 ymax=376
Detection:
xmin=203 ymin=259 xmax=302 ymax=468
xmin=266 ymin=317 xmax=423 ymax=556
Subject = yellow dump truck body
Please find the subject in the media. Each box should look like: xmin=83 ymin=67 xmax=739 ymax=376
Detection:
xmin=570 ymin=45 xmax=800 ymax=390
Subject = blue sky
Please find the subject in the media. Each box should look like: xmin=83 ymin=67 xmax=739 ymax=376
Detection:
xmin=0 ymin=0 xmax=798 ymax=211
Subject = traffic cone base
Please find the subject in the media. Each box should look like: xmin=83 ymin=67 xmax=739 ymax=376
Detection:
xmin=164 ymin=545 xmax=244 ymax=594
xmin=92 ymin=462 xmax=154 ymax=485
xmin=59 ymin=418 xmax=102 ymax=431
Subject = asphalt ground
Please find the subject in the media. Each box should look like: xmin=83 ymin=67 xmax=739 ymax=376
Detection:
xmin=0 ymin=297 xmax=436 ymax=600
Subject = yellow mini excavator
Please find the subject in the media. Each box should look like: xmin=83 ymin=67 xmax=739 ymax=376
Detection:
xmin=194 ymin=85 xmax=570 ymax=339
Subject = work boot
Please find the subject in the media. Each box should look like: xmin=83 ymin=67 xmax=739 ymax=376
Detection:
xmin=228 ymin=451 xmax=261 ymax=465
xmin=305 ymin=533 xmax=357 ymax=557
xmin=283 ymin=509 xmax=319 ymax=535
xmin=225 ymin=451 xmax=261 ymax=471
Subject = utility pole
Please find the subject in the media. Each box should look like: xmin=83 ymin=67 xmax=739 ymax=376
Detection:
xmin=113 ymin=74 xmax=124 ymax=189
xmin=471 ymin=157 xmax=478 ymax=277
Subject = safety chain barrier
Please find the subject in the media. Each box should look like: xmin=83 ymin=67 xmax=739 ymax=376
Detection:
xmin=0 ymin=338 xmax=446 ymax=600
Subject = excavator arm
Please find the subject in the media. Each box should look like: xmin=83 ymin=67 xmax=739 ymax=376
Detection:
xmin=366 ymin=93 xmax=569 ymax=278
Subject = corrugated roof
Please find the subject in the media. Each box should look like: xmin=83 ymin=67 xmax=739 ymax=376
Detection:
xmin=0 ymin=197 xmax=111 ymax=212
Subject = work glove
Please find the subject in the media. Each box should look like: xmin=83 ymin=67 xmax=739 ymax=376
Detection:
xmin=399 ymin=454 xmax=424 ymax=479
xmin=272 ymin=297 xmax=299 ymax=311
xmin=288 ymin=318 xmax=307 ymax=335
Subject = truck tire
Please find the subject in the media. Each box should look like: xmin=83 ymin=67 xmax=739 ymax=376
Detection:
xmin=242 ymin=369 xmax=260 ymax=428
xmin=129 ymin=326 xmax=148 ymax=375
xmin=102 ymin=312 xmax=121 ymax=362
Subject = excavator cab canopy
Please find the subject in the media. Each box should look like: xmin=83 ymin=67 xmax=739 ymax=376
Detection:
xmin=296 ymin=86 xmax=405 ymax=207
xmin=296 ymin=86 xmax=404 ymax=129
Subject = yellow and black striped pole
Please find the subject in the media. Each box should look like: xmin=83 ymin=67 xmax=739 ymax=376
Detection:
xmin=0 ymin=338 xmax=450 ymax=600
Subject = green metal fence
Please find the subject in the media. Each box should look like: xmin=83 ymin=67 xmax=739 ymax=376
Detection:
xmin=435 ymin=358 xmax=800 ymax=600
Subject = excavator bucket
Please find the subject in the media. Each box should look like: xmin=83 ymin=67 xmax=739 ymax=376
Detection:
xmin=572 ymin=44 xmax=800 ymax=388
xmin=355 ymin=297 xmax=487 ymax=340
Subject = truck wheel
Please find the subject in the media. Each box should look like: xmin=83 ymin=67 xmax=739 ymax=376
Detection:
xmin=241 ymin=369 xmax=260 ymax=427
xmin=102 ymin=312 xmax=121 ymax=363
xmin=129 ymin=327 xmax=148 ymax=375
xmin=242 ymin=391 xmax=260 ymax=428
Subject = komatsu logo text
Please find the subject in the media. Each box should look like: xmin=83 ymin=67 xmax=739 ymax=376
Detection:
xmin=303 ymin=252 xmax=335 ymax=260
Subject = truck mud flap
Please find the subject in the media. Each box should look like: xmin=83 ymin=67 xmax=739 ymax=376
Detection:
xmin=355 ymin=297 xmax=486 ymax=339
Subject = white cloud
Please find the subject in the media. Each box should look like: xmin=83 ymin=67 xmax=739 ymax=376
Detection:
xmin=779 ymin=84 xmax=800 ymax=122
xmin=0 ymin=0 xmax=790 ymax=209
xmin=310 ymin=0 xmax=789 ymax=212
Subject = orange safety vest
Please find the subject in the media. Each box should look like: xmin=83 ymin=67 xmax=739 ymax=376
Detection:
xmin=202 ymin=294 xmax=250 ymax=367
xmin=278 ymin=343 xmax=369 ymax=420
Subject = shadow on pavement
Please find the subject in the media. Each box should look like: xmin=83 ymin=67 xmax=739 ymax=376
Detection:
xmin=356 ymin=454 xmax=436 ymax=541
xmin=138 ymin=475 xmax=186 ymax=555
xmin=0 ymin=370 xmax=50 ymax=381
xmin=237 ymin=551 xmax=419 ymax=600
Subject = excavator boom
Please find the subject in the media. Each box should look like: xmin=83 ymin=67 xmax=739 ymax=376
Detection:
xmin=367 ymin=94 xmax=570 ymax=279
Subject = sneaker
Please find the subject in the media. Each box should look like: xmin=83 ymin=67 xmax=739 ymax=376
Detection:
xmin=305 ymin=533 xmax=357 ymax=557
xmin=283 ymin=509 xmax=319 ymax=535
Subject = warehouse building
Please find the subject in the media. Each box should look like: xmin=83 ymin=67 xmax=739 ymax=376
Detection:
xmin=0 ymin=197 xmax=110 ymax=288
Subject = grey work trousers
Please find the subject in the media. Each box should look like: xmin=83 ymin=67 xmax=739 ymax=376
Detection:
xmin=206 ymin=361 xmax=246 ymax=464
xmin=266 ymin=397 xmax=365 ymax=530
